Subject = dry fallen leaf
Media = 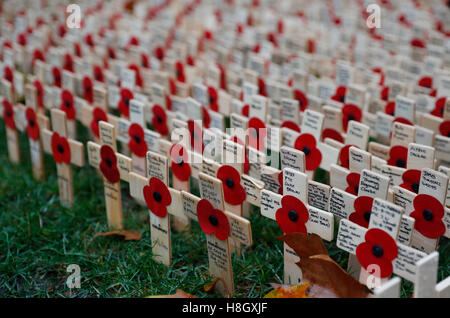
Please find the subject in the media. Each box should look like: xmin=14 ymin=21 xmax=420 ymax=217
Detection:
xmin=203 ymin=277 xmax=231 ymax=298
xmin=278 ymin=233 xmax=369 ymax=298
xmin=95 ymin=230 xmax=142 ymax=241
xmin=264 ymin=282 xmax=310 ymax=298
xmin=147 ymin=289 xmax=198 ymax=298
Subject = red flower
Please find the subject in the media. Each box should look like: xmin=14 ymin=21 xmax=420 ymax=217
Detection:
xmin=387 ymin=145 xmax=408 ymax=168
xmin=99 ymin=145 xmax=120 ymax=183
xmin=51 ymin=132 xmax=71 ymax=164
xmin=169 ymin=78 xmax=176 ymax=95
xmin=380 ymin=86 xmax=389 ymax=101
xmin=166 ymin=94 xmax=172 ymax=111
xmin=431 ymin=97 xmax=446 ymax=118
xmin=63 ymin=53 xmax=74 ymax=72
xmin=143 ymin=177 xmax=172 ymax=218
xmin=275 ymin=195 xmax=309 ymax=234
xmin=412 ymin=193 xmax=446 ymax=240
xmin=26 ymin=107 xmax=39 ymax=140
xmin=230 ymin=136 xmax=249 ymax=174
xmin=392 ymin=117 xmax=413 ymax=126
xmin=107 ymin=47 xmax=116 ymax=59
xmin=342 ymin=104 xmax=362 ymax=132
xmin=356 ymin=228 xmax=398 ymax=278
xmin=154 ymin=46 xmax=165 ymax=61
xmin=186 ymin=54 xmax=195 ymax=66
xmin=151 ymin=105 xmax=168 ymax=136
xmin=241 ymin=104 xmax=249 ymax=117
xmin=267 ymin=32 xmax=278 ymax=48
xmin=331 ymin=86 xmax=346 ymax=103
xmin=60 ymin=90 xmax=75 ymax=120
xmin=294 ymin=133 xmax=322 ymax=171
xmin=281 ymin=120 xmax=301 ymax=132
xmin=208 ymin=86 xmax=219 ymax=112
xmin=188 ymin=120 xmax=204 ymax=153
xmin=258 ymin=77 xmax=268 ymax=97
xmin=217 ymin=63 xmax=227 ymax=90
xmin=141 ymin=53 xmax=150 ymax=68
xmin=85 ymin=33 xmax=95 ymax=47
xmin=128 ymin=123 xmax=148 ymax=157
xmin=32 ymin=49 xmax=45 ymax=68
xmin=175 ymin=61 xmax=186 ymax=83
xmin=293 ymin=89 xmax=308 ymax=112
xmin=197 ymin=199 xmax=230 ymax=240
xmin=345 ymin=173 xmax=360 ymax=195
xmin=52 ymin=67 xmax=62 ymax=87
xmin=217 ymin=165 xmax=246 ymax=205
xmin=83 ymin=76 xmax=94 ymax=103
xmin=339 ymin=144 xmax=357 ymax=169
xmin=322 ymin=128 xmax=344 ymax=143
xmin=170 ymin=144 xmax=191 ymax=181
xmin=93 ymin=65 xmax=104 ymax=82
xmin=439 ymin=121 xmax=450 ymax=137
xmin=58 ymin=24 xmax=67 ymax=37
xmin=418 ymin=76 xmax=433 ymax=89
xmin=248 ymin=117 xmax=267 ymax=151
xmin=3 ymin=66 xmax=13 ymax=83
xmin=34 ymin=80 xmax=44 ymax=109
xmin=410 ymin=38 xmax=425 ymax=49
xmin=2 ymin=100 xmax=15 ymax=130
xmin=399 ymin=169 xmax=421 ymax=193
xmin=349 ymin=196 xmax=374 ymax=228
xmin=278 ymin=171 xmax=283 ymax=194
xmin=128 ymin=64 xmax=143 ymax=87
xmin=118 ymin=88 xmax=133 ymax=118
xmin=202 ymin=106 xmax=211 ymax=129
xmin=385 ymin=101 xmax=395 ymax=116
xmin=17 ymin=33 xmax=27 ymax=46
xmin=90 ymin=107 xmax=108 ymax=138
xmin=74 ymin=42 xmax=82 ymax=57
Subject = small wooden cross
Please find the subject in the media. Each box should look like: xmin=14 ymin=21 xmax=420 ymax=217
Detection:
xmin=0 ymin=95 xmax=20 ymax=164
xmin=87 ymin=121 xmax=133 ymax=230
xmin=41 ymin=108 xmax=85 ymax=207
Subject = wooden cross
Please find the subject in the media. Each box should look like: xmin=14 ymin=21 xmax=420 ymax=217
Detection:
xmin=41 ymin=109 xmax=84 ymax=207
xmin=0 ymin=95 xmax=20 ymax=164
xmin=87 ymin=121 xmax=133 ymax=230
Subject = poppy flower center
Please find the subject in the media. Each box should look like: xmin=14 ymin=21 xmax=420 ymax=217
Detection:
xmin=105 ymin=158 xmax=112 ymax=168
xmin=209 ymin=96 xmax=215 ymax=104
xmin=363 ymin=211 xmax=371 ymax=222
xmin=348 ymin=114 xmax=355 ymax=121
xmin=95 ymin=73 xmax=101 ymax=80
xmin=55 ymin=75 xmax=60 ymax=82
xmin=156 ymin=115 xmax=163 ymax=123
xmin=85 ymin=85 xmax=91 ymax=92
xmin=354 ymin=186 xmax=359 ymax=194
xmin=37 ymin=88 xmax=41 ymax=96
xmin=209 ymin=214 xmax=219 ymax=227
xmin=6 ymin=74 xmax=11 ymax=81
xmin=124 ymin=98 xmax=129 ymax=106
xmin=396 ymin=158 xmax=405 ymax=168
xmin=29 ymin=119 xmax=35 ymax=127
xmin=153 ymin=191 xmax=162 ymax=202
xmin=441 ymin=107 xmax=444 ymax=115
xmin=339 ymin=95 xmax=345 ymax=103
xmin=57 ymin=144 xmax=64 ymax=154
xmin=411 ymin=182 xmax=419 ymax=193
xmin=64 ymin=100 xmax=71 ymax=108
xmin=422 ymin=209 xmax=434 ymax=221
xmin=288 ymin=209 xmax=299 ymax=222
xmin=134 ymin=134 xmax=141 ymax=144
xmin=5 ymin=109 xmax=12 ymax=117
xmin=302 ymin=146 xmax=310 ymax=156
xmin=371 ymin=245 xmax=384 ymax=258
xmin=225 ymin=178 xmax=234 ymax=189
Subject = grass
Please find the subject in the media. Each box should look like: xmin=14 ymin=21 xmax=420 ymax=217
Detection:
xmin=0 ymin=120 xmax=448 ymax=298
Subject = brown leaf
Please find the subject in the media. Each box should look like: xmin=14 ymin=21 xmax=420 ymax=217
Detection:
xmin=277 ymin=233 xmax=328 ymax=257
xmin=147 ymin=289 xmax=198 ymax=298
xmin=203 ymin=278 xmax=231 ymax=298
xmin=264 ymin=282 xmax=310 ymax=298
xmin=95 ymin=230 xmax=142 ymax=241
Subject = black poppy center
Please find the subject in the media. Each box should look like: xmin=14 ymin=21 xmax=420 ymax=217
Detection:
xmin=105 ymin=157 xmax=112 ymax=168
xmin=372 ymin=245 xmax=384 ymax=258
xmin=85 ymin=85 xmax=91 ymax=93
xmin=302 ymin=146 xmax=310 ymax=156
xmin=339 ymin=95 xmax=345 ymax=103
xmin=422 ymin=209 xmax=434 ymax=221
xmin=363 ymin=211 xmax=371 ymax=223
xmin=64 ymin=100 xmax=71 ymax=108
xmin=176 ymin=69 xmax=181 ymax=77
xmin=57 ymin=144 xmax=64 ymax=154
xmin=95 ymin=73 xmax=102 ymax=81
xmin=348 ymin=114 xmax=355 ymax=121
xmin=55 ymin=75 xmax=60 ymax=83
xmin=6 ymin=74 xmax=12 ymax=81
xmin=37 ymin=88 xmax=41 ymax=96
xmin=441 ymin=107 xmax=444 ymax=115
xmin=209 ymin=96 xmax=215 ymax=104
xmin=156 ymin=115 xmax=163 ymax=123
xmin=354 ymin=186 xmax=359 ymax=194
xmin=225 ymin=178 xmax=234 ymax=189
xmin=124 ymin=98 xmax=129 ymax=106
xmin=29 ymin=119 xmax=35 ymax=127
xmin=209 ymin=215 xmax=219 ymax=227
xmin=396 ymin=158 xmax=405 ymax=168
xmin=411 ymin=182 xmax=419 ymax=193
xmin=288 ymin=209 xmax=299 ymax=222
xmin=5 ymin=109 xmax=12 ymax=117
xmin=134 ymin=134 xmax=141 ymax=144
xmin=153 ymin=191 xmax=162 ymax=202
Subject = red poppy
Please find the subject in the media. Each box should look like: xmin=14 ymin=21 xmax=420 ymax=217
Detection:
xmin=258 ymin=77 xmax=268 ymax=97
xmin=410 ymin=194 xmax=446 ymax=239
xmin=380 ymin=86 xmax=389 ymax=101
xmin=31 ymin=49 xmax=45 ymax=68
xmin=241 ymin=104 xmax=249 ymax=117
xmin=60 ymin=90 xmax=75 ymax=120
xmin=387 ymin=145 xmax=408 ymax=168
xmin=331 ymin=86 xmax=346 ymax=103
xmin=170 ymin=144 xmax=191 ymax=181
xmin=321 ymin=128 xmax=344 ymax=143
xmin=275 ymin=195 xmax=309 ymax=234
xmin=85 ymin=33 xmax=95 ymax=47
xmin=197 ymin=199 xmax=230 ymax=240
xmin=293 ymin=89 xmax=308 ymax=112
xmin=294 ymin=133 xmax=322 ymax=171
xmin=202 ymin=106 xmax=211 ymax=129
xmin=345 ymin=173 xmax=360 ymax=196
xmin=278 ymin=171 xmax=283 ymax=195
xmin=175 ymin=61 xmax=186 ymax=83
xmin=349 ymin=196 xmax=374 ymax=228
xmin=26 ymin=107 xmax=39 ymax=140
xmin=339 ymin=144 xmax=357 ymax=169
xmin=186 ymin=54 xmax=195 ymax=66
xmin=128 ymin=64 xmax=143 ymax=87
xmin=151 ymin=105 xmax=168 ymax=135
xmin=410 ymin=38 xmax=425 ymax=49
xmin=439 ymin=121 xmax=450 ymax=137
xmin=248 ymin=117 xmax=267 ymax=151
xmin=217 ymin=63 xmax=227 ymax=90
xmin=281 ymin=120 xmax=301 ymax=132
xmin=51 ymin=132 xmax=71 ymax=164
xmin=3 ymin=66 xmax=13 ymax=83
xmin=83 ymin=76 xmax=94 ymax=104
xmin=385 ymin=101 xmax=395 ymax=116
xmin=74 ymin=42 xmax=82 ymax=57
xmin=118 ymin=88 xmax=133 ymax=118
xmin=90 ymin=107 xmax=108 ymax=138
xmin=208 ymin=86 xmax=219 ymax=112
xmin=392 ymin=117 xmax=413 ymax=126
xmin=128 ymin=36 xmax=139 ymax=47
xmin=93 ymin=65 xmax=104 ymax=82
xmin=356 ymin=228 xmax=398 ymax=278
xmin=99 ymin=145 xmax=120 ymax=183
xmin=52 ymin=67 xmax=62 ymax=87
xmin=431 ymin=97 xmax=446 ymax=118
xmin=141 ymin=53 xmax=150 ymax=68
xmin=2 ymin=100 xmax=15 ymax=130
xmin=34 ymin=80 xmax=44 ymax=108
xmin=143 ymin=177 xmax=172 ymax=218
xmin=128 ymin=123 xmax=148 ymax=157
xmin=63 ymin=53 xmax=74 ymax=72
xmin=166 ymin=94 xmax=172 ymax=111
xmin=58 ymin=24 xmax=67 ymax=37
xmin=342 ymin=104 xmax=362 ymax=132
xmin=217 ymin=165 xmax=246 ymax=205
xmin=267 ymin=32 xmax=278 ymax=48
xmin=154 ymin=46 xmax=165 ymax=61
xmin=399 ymin=169 xmax=421 ymax=193
xmin=418 ymin=76 xmax=433 ymax=89
xmin=188 ymin=120 xmax=204 ymax=153
xmin=17 ymin=33 xmax=27 ymax=46
xmin=107 ymin=47 xmax=116 ymax=59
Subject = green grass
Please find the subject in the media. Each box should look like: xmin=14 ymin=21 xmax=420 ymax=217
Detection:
xmin=0 ymin=120 xmax=448 ymax=298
